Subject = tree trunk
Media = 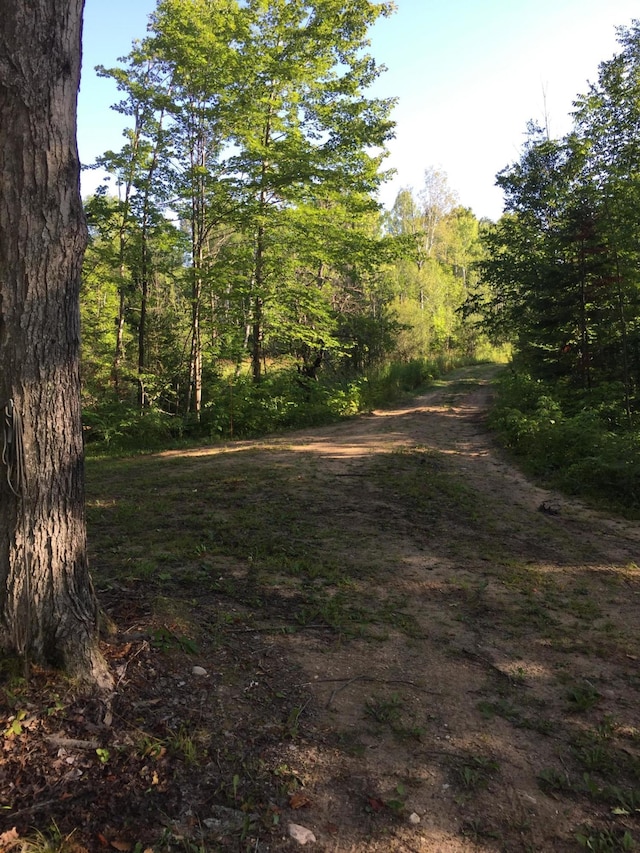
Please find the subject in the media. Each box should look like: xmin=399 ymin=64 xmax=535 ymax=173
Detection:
xmin=189 ymin=270 xmax=203 ymax=419
xmin=188 ymin=219 xmax=203 ymax=419
xmin=112 ymin=111 xmax=139 ymax=394
xmin=186 ymin=113 xmax=206 ymax=419
xmin=0 ymin=0 xmax=112 ymax=689
xmin=251 ymin=224 xmax=266 ymax=383
xmin=578 ymin=238 xmax=592 ymax=392
xmin=113 ymin=282 xmax=127 ymax=394
xmin=137 ymin=104 xmax=166 ymax=410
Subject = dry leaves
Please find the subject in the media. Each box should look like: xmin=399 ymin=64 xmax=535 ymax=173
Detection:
xmin=289 ymin=791 xmax=312 ymax=809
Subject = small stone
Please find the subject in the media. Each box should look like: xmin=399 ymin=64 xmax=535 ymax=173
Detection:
xmin=192 ymin=666 xmax=208 ymax=677
xmin=288 ymin=822 xmax=316 ymax=845
xmin=409 ymin=812 xmax=421 ymax=825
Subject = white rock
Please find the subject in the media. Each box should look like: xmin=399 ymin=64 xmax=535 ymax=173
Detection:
xmin=288 ymin=822 xmax=316 ymax=845
xmin=192 ymin=666 xmax=208 ymax=677
xmin=409 ymin=812 xmax=421 ymax=825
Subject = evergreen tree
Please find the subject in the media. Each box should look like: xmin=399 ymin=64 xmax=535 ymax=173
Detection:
xmin=475 ymin=21 xmax=640 ymax=418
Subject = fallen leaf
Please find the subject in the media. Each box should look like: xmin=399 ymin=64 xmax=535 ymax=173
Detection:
xmin=110 ymin=841 xmax=133 ymax=852
xmin=0 ymin=827 xmax=20 ymax=852
xmin=367 ymin=796 xmax=385 ymax=813
xmin=109 ymin=642 xmax=132 ymax=659
xmin=289 ymin=791 xmax=312 ymax=809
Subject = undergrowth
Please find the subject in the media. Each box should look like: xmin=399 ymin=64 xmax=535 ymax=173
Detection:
xmin=488 ymin=370 xmax=640 ymax=516
xmin=83 ymin=356 xmax=470 ymax=453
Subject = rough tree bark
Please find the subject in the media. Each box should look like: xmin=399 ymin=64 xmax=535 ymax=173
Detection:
xmin=0 ymin=0 xmax=112 ymax=689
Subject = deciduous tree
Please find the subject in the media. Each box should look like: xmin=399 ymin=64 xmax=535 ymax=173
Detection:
xmin=0 ymin=0 xmax=112 ymax=688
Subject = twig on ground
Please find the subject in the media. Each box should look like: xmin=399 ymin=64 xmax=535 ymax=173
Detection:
xmin=7 ymin=797 xmax=70 ymax=819
xmin=45 ymin=734 xmax=100 ymax=750
xmin=225 ymin=624 xmax=333 ymax=634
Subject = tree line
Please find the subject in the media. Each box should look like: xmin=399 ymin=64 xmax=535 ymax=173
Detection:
xmin=80 ymin=0 xmax=488 ymax=446
xmin=472 ymin=21 xmax=640 ymax=424
xmin=468 ymin=20 xmax=640 ymax=511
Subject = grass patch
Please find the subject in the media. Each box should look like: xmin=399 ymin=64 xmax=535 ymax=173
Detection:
xmin=364 ymin=692 xmax=426 ymax=742
xmin=455 ymin=754 xmax=500 ymax=792
xmin=86 ymin=446 xmax=422 ymax=643
xmin=364 ymin=447 xmax=493 ymax=542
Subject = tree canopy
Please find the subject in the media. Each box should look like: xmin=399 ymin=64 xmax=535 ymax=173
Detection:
xmin=87 ymin=0 xmax=397 ymax=411
xmin=471 ymin=21 xmax=640 ymax=423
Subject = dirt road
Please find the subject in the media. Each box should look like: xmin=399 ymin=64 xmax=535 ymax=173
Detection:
xmin=5 ymin=363 xmax=640 ymax=852
xmin=227 ymin=362 xmax=640 ymax=851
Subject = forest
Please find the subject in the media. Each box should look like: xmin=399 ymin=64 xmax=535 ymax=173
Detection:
xmin=76 ymin=0 xmax=640 ymax=507
xmin=4 ymin=4 xmax=640 ymax=851
xmin=79 ymin=0 xmax=492 ymax=450
xmin=80 ymin=4 xmax=640 ymax=515
xmin=467 ymin=20 xmax=640 ymax=513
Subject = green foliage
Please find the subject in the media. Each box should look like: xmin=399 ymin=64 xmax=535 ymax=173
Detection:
xmin=566 ymin=682 xmax=602 ymax=713
xmin=82 ymin=4 xmax=500 ymax=433
xmin=469 ymin=24 xmax=640 ymax=438
xmin=576 ymin=826 xmax=636 ymax=852
xmin=83 ymin=399 xmax=183 ymax=449
xmin=456 ymin=755 xmax=500 ymax=792
xmin=489 ymin=370 xmax=640 ymax=513
xmin=383 ymin=176 xmax=491 ymax=364
xmin=89 ymin=0 xmax=399 ymax=402
xmin=84 ymin=357 xmax=459 ymax=452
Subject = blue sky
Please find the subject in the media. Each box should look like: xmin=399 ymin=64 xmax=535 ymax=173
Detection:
xmin=78 ymin=0 xmax=639 ymax=221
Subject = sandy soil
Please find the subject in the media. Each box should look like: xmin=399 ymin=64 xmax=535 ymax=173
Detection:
xmin=227 ymin=363 xmax=640 ymax=851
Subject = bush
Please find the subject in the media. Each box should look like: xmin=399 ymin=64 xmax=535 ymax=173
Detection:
xmin=83 ymin=401 xmax=183 ymax=450
xmin=489 ymin=370 xmax=640 ymax=514
xmin=84 ymin=357 xmax=458 ymax=452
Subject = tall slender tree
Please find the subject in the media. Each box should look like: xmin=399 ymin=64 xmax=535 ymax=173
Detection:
xmin=90 ymin=0 xmax=398 ymax=404
xmin=229 ymin=0 xmax=396 ymax=380
xmin=96 ymin=50 xmax=176 ymax=405
xmin=146 ymin=0 xmax=244 ymax=414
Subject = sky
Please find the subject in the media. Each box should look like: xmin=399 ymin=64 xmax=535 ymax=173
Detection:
xmin=78 ymin=0 xmax=640 ymax=222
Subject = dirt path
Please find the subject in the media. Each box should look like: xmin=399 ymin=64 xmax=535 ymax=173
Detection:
xmin=3 ymin=364 xmax=640 ymax=852
xmin=219 ymin=362 xmax=640 ymax=851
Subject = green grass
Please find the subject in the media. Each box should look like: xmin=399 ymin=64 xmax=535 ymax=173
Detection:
xmin=86 ymin=447 xmax=423 ymax=643
xmin=455 ymin=755 xmax=500 ymax=792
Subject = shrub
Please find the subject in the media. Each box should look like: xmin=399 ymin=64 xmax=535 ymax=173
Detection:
xmin=489 ymin=370 xmax=640 ymax=514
